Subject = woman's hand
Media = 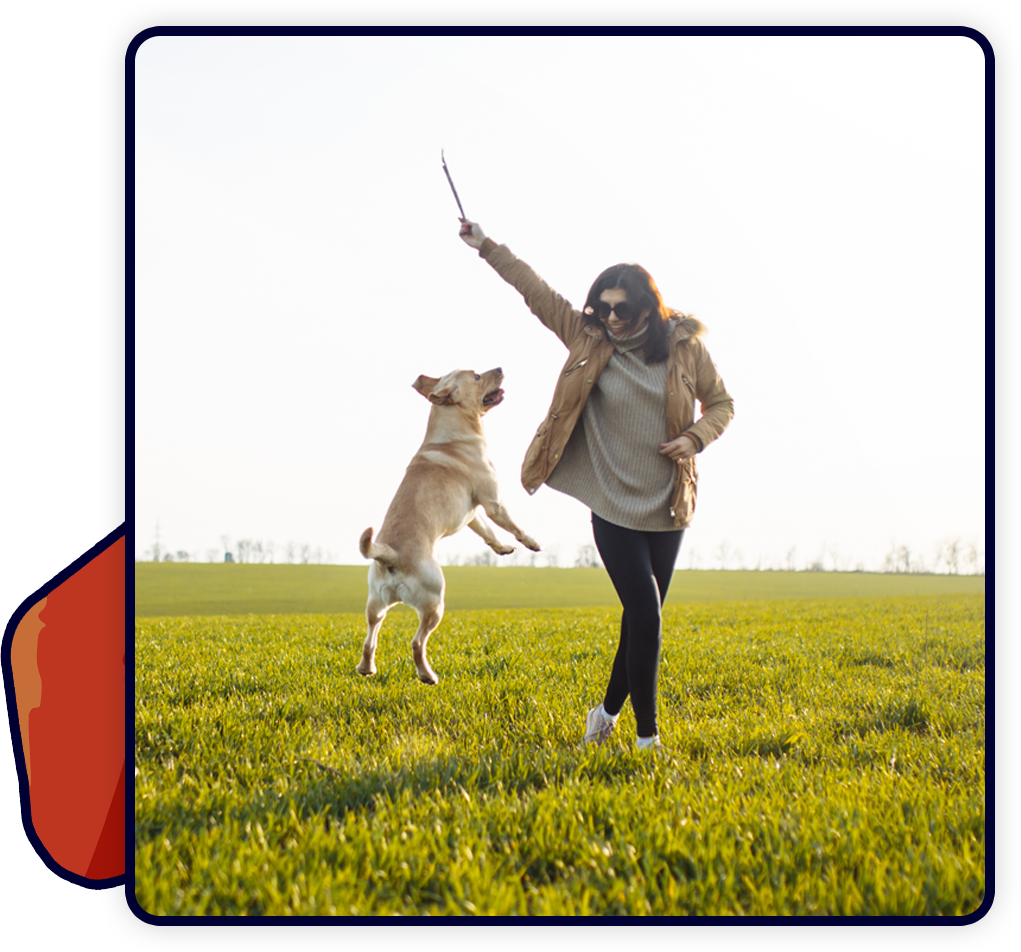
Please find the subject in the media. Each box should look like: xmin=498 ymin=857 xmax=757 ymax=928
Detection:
xmin=459 ymin=220 xmax=487 ymax=249
xmin=659 ymin=435 xmax=698 ymax=462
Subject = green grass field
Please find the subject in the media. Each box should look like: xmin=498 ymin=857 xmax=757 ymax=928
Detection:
xmin=134 ymin=569 xmax=986 ymax=917
xmin=134 ymin=562 xmax=985 ymax=617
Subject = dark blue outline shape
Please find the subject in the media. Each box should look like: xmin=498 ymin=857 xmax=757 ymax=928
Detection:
xmin=4 ymin=449 xmax=96 ymax=894
xmin=123 ymin=24 xmax=993 ymax=924
xmin=2 ymin=523 xmax=127 ymax=891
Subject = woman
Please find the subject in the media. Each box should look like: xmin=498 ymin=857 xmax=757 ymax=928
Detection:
xmin=459 ymin=221 xmax=734 ymax=752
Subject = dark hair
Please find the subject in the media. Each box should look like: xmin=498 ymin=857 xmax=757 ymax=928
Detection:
xmin=581 ymin=263 xmax=676 ymax=363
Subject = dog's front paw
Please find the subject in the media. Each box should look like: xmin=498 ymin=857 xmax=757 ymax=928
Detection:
xmin=491 ymin=543 xmax=516 ymax=556
xmin=520 ymin=535 xmax=541 ymax=552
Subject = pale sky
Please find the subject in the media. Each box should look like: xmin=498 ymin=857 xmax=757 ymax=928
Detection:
xmin=133 ymin=33 xmax=986 ymax=571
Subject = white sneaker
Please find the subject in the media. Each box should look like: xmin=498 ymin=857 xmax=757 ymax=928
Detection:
xmin=636 ymin=734 xmax=663 ymax=753
xmin=583 ymin=705 xmax=616 ymax=746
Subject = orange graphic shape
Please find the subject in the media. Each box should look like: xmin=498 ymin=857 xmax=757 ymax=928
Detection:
xmin=16 ymin=536 xmax=125 ymax=879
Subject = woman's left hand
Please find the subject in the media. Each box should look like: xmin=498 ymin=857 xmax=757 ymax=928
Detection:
xmin=659 ymin=435 xmax=698 ymax=462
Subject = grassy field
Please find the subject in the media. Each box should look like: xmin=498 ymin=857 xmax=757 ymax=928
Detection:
xmin=134 ymin=591 xmax=986 ymax=917
xmin=134 ymin=562 xmax=985 ymax=616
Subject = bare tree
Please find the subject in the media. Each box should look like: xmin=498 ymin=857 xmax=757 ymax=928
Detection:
xmin=175 ymin=550 xmax=190 ymax=562
xmin=285 ymin=541 xmax=296 ymax=564
xmin=575 ymin=544 xmax=601 ymax=568
xmin=882 ymin=544 xmax=911 ymax=574
xmin=714 ymin=541 xmax=731 ymax=570
xmin=831 ymin=547 xmax=843 ymax=572
xmin=265 ymin=540 xmax=276 ymax=564
xmin=300 ymin=544 xmax=311 ymax=564
xmin=151 ymin=520 xmax=164 ymax=563
xmin=943 ymin=537 xmax=961 ymax=575
xmin=785 ymin=546 xmax=797 ymax=572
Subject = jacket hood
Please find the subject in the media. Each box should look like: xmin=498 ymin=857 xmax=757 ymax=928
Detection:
xmin=672 ymin=314 xmax=706 ymax=342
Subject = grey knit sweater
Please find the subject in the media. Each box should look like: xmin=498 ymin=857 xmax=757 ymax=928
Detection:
xmin=546 ymin=321 xmax=678 ymax=531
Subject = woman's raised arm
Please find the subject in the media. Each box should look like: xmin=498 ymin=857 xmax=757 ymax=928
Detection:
xmin=458 ymin=221 xmax=582 ymax=347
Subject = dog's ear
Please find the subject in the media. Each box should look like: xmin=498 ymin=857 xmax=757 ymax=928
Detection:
xmin=428 ymin=383 xmax=456 ymax=405
xmin=412 ymin=375 xmax=440 ymax=399
xmin=412 ymin=375 xmax=455 ymax=405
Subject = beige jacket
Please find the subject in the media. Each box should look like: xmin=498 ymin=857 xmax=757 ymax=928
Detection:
xmin=479 ymin=239 xmax=734 ymax=529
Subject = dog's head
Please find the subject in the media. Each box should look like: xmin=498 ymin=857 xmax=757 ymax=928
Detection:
xmin=412 ymin=368 xmax=505 ymax=416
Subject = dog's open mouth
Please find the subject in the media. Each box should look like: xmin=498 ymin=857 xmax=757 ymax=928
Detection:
xmin=483 ymin=388 xmax=505 ymax=407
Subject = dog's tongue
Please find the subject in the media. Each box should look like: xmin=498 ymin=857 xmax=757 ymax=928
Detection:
xmin=484 ymin=388 xmax=505 ymax=405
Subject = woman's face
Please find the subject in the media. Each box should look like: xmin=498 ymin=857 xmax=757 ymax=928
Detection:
xmin=598 ymin=287 xmax=650 ymax=338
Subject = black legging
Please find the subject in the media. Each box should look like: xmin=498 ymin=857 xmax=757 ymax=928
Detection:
xmin=591 ymin=512 xmax=684 ymax=738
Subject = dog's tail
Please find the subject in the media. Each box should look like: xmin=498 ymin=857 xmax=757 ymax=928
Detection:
xmin=359 ymin=527 xmax=398 ymax=567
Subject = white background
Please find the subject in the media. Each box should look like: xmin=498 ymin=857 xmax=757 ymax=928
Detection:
xmin=0 ymin=5 xmax=90 ymax=447
xmin=3 ymin=5 xmax=91 ymax=943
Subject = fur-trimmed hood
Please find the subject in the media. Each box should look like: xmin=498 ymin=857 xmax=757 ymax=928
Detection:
xmin=672 ymin=314 xmax=707 ymax=343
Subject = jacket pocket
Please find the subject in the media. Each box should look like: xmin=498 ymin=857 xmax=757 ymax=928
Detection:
xmin=522 ymin=415 xmax=555 ymax=492
xmin=563 ymin=357 xmax=589 ymax=377
xmin=671 ymin=456 xmax=698 ymax=526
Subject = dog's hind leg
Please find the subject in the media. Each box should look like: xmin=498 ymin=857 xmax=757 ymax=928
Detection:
xmin=411 ymin=600 xmax=444 ymax=685
xmin=407 ymin=560 xmax=445 ymax=684
xmin=357 ymin=595 xmax=389 ymax=676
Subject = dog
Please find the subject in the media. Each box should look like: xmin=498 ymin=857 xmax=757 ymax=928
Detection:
xmin=357 ymin=367 xmax=540 ymax=684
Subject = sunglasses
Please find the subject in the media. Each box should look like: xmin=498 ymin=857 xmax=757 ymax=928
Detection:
xmin=590 ymin=300 xmax=638 ymax=323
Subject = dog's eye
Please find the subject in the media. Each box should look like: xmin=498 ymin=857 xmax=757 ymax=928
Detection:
xmin=474 ymin=374 xmax=480 ymax=380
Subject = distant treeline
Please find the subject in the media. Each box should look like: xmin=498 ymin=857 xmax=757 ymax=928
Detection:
xmin=138 ymin=534 xmax=984 ymax=576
